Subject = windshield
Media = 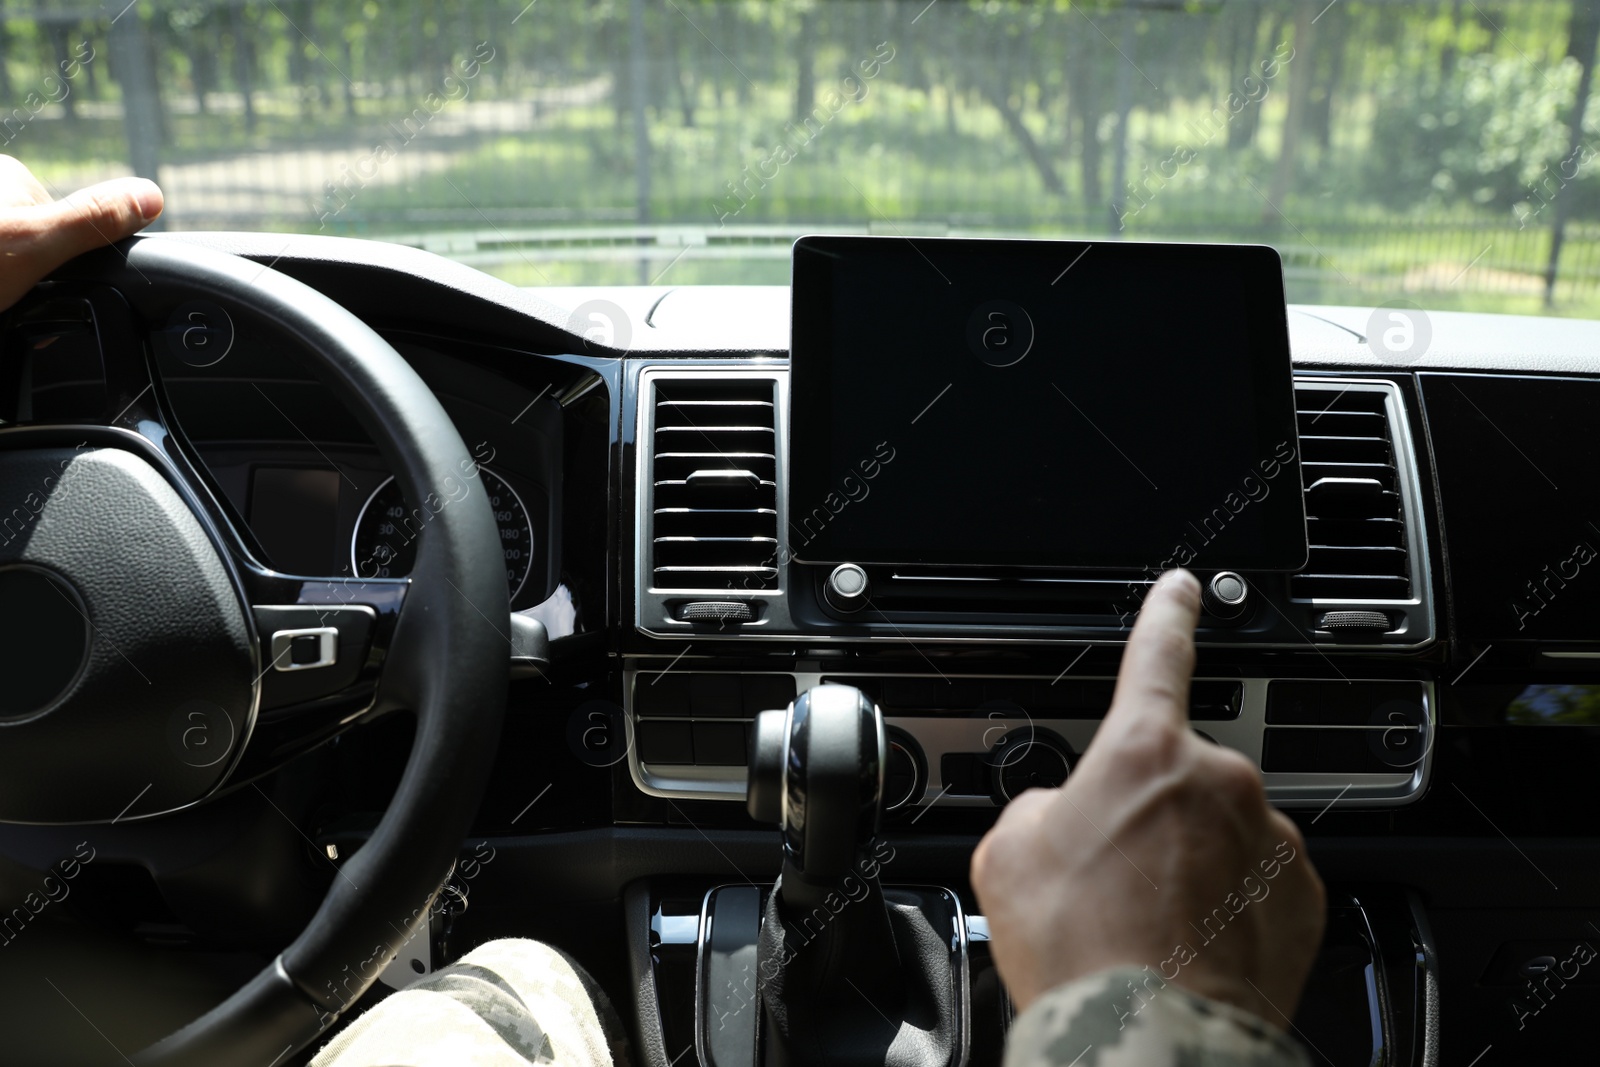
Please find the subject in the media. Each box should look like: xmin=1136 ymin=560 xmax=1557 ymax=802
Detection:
xmin=6 ymin=1 xmax=1597 ymax=316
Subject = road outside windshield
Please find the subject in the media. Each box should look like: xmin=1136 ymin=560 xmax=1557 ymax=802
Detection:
xmin=5 ymin=1 xmax=1599 ymax=316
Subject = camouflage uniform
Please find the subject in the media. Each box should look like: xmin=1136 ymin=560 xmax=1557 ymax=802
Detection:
xmin=1004 ymin=967 xmax=1310 ymax=1067
xmin=311 ymin=938 xmax=630 ymax=1067
xmin=314 ymin=945 xmax=1303 ymax=1067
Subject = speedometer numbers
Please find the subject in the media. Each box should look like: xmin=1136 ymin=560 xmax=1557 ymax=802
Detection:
xmin=351 ymin=469 xmax=534 ymax=601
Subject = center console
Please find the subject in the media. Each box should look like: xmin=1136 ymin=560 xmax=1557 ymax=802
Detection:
xmin=623 ymin=681 xmax=1439 ymax=1067
xmin=628 ymin=361 xmax=1437 ymax=814
xmin=620 ymin=237 xmax=1445 ymax=1066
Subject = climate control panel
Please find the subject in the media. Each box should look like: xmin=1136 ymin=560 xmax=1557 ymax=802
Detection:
xmin=623 ymin=670 xmax=1435 ymax=812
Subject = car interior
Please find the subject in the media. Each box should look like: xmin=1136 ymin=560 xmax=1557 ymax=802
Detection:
xmin=3 ymin=1 xmax=1600 ymax=1065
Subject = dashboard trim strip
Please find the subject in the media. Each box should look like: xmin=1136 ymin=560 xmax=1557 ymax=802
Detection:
xmin=624 ymin=670 xmax=1436 ymax=811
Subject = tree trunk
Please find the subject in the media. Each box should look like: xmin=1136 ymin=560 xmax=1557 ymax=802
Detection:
xmin=665 ymin=16 xmax=696 ymax=127
xmin=1230 ymin=3 xmax=1268 ymax=150
xmin=342 ymin=36 xmax=357 ymax=118
xmin=1263 ymin=4 xmax=1315 ymax=222
xmin=110 ymin=9 xmax=163 ymax=211
xmin=230 ymin=3 xmax=257 ymax=133
xmin=0 ymin=0 xmax=13 ymax=102
xmin=795 ymin=9 xmax=815 ymax=122
xmin=629 ymin=0 xmax=652 ymax=282
xmin=732 ymin=7 xmax=750 ymax=106
xmin=287 ymin=0 xmax=311 ymax=118
xmin=189 ymin=27 xmax=213 ymax=116
xmin=609 ymin=19 xmax=629 ymax=133
xmin=1309 ymin=5 xmax=1347 ymax=150
xmin=985 ymin=79 xmax=1066 ymax=197
xmin=1224 ymin=1 xmax=1246 ymax=104
xmin=48 ymin=22 xmax=79 ymax=122
xmin=82 ymin=28 xmax=102 ymax=99
xmin=707 ymin=5 xmax=727 ymax=107
xmin=1070 ymin=32 xmax=1102 ymax=210
xmin=142 ymin=15 xmax=169 ymax=146
xmin=1107 ymin=8 xmax=1135 ymax=232
xmin=1545 ymin=0 xmax=1600 ymax=305
xmin=1440 ymin=0 xmax=1464 ymax=78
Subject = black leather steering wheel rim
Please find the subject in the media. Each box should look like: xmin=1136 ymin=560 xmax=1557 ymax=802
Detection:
xmin=33 ymin=236 xmax=511 ymax=1064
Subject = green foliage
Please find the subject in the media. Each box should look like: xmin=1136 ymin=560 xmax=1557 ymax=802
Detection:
xmin=1364 ymin=52 xmax=1590 ymax=211
xmin=1507 ymin=685 xmax=1600 ymax=725
xmin=2 ymin=0 xmax=1599 ymax=307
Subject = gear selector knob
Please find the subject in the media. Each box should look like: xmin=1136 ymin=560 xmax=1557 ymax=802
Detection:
xmin=747 ymin=684 xmax=884 ymax=887
xmin=740 ymin=684 xmax=965 ymax=1067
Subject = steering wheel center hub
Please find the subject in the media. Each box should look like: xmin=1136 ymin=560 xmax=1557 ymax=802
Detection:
xmin=0 ymin=564 xmax=89 ymax=718
xmin=0 ymin=444 xmax=255 ymax=822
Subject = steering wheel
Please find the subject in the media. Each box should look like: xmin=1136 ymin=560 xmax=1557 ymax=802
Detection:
xmin=0 ymin=236 xmax=509 ymax=1064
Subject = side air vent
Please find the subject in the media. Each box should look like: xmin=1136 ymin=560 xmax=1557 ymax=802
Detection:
xmin=1290 ymin=383 xmax=1411 ymax=601
xmin=1261 ymin=680 xmax=1433 ymax=803
xmin=649 ymin=376 xmax=780 ymax=591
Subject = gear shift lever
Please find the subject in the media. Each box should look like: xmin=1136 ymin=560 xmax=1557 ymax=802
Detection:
xmin=742 ymin=684 xmax=964 ymax=1067
xmin=747 ymin=684 xmax=886 ymax=913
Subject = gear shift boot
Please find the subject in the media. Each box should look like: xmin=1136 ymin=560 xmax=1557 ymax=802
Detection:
xmin=698 ymin=683 xmax=969 ymax=1067
xmin=758 ymin=881 xmax=965 ymax=1067
xmin=696 ymin=882 xmax=968 ymax=1067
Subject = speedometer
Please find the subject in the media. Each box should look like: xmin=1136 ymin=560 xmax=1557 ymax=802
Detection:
xmin=351 ymin=469 xmax=534 ymax=601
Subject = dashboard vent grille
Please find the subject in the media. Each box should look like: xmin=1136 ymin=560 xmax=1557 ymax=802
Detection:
xmin=650 ymin=377 xmax=779 ymax=591
xmin=1290 ymin=385 xmax=1410 ymax=601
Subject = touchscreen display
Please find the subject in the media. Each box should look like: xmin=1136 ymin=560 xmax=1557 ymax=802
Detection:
xmin=788 ymin=236 xmax=1307 ymax=570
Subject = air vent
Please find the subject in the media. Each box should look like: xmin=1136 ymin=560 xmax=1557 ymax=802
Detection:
xmin=1262 ymin=680 xmax=1431 ymax=777
xmin=1290 ymin=384 xmax=1410 ymax=601
xmin=650 ymin=376 xmax=780 ymax=591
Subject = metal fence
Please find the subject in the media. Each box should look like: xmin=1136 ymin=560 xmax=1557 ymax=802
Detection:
xmin=3 ymin=0 xmax=1598 ymax=309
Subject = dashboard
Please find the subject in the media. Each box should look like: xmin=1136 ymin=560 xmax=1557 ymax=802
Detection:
xmin=7 ymin=231 xmax=1600 ymax=1065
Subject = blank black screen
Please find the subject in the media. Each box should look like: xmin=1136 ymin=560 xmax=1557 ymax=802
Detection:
xmin=249 ymin=467 xmax=342 ymax=575
xmin=788 ymin=236 xmax=1307 ymax=570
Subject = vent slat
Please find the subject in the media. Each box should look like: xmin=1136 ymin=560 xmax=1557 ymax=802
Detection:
xmin=1306 ymin=516 xmax=1404 ymax=548
xmin=1299 ymin=434 xmax=1391 ymax=465
xmin=654 ymin=537 xmax=780 ymax=568
xmin=1291 ymin=385 xmax=1411 ymax=602
xmin=654 ymin=565 xmax=781 ymax=580
xmin=655 ymin=507 xmax=777 ymax=539
xmin=655 ymin=457 xmax=778 ymax=481
xmin=650 ymin=378 xmax=780 ymax=591
xmin=654 ymin=426 xmax=775 ymax=451
xmin=1304 ymin=546 xmax=1408 ymax=574
xmin=1291 ymin=574 xmax=1411 ymax=599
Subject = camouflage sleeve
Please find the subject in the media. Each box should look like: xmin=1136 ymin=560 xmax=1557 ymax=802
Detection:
xmin=1003 ymin=967 xmax=1311 ymax=1067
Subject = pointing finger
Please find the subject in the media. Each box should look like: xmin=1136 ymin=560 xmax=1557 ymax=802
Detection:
xmin=1102 ymin=569 xmax=1201 ymax=736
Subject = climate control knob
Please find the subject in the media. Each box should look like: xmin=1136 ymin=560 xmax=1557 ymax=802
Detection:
xmin=991 ymin=733 xmax=1073 ymax=804
xmin=883 ymin=728 xmax=925 ymax=811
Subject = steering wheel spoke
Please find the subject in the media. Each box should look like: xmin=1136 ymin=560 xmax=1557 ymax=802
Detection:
xmin=233 ymin=576 xmax=409 ymax=780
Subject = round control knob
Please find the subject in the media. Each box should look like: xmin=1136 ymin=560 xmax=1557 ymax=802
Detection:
xmin=883 ymin=728 xmax=926 ymax=812
xmin=992 ymin=734 xmax=1073 ymax=803
xmin=1202 ymin=571 xmax=1249 ymax=619
xmin=824 ymin=563 xmax=870 ymax=613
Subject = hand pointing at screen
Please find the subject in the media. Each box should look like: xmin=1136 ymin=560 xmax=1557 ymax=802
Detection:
xmin=973 ymin=570 xmax=1325 ymax=1065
